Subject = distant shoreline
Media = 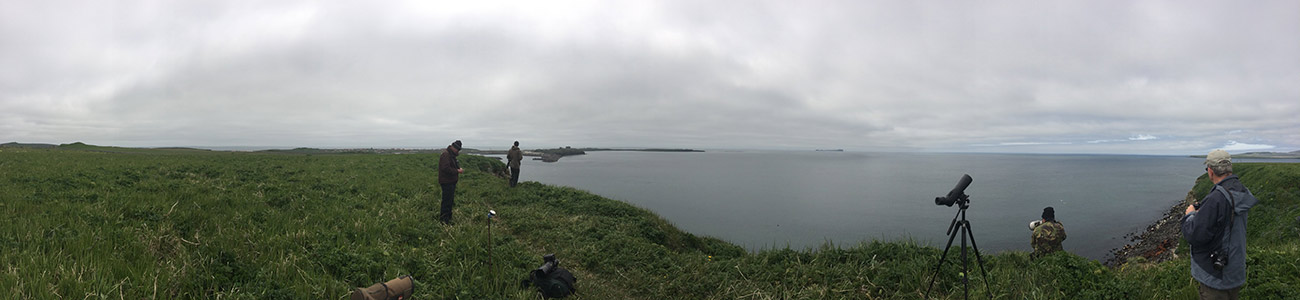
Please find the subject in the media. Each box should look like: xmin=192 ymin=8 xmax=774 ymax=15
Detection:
xmin=1189 ymin=151 xmax=1300 ymax=159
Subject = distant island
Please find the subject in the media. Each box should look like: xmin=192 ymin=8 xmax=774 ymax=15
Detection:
xmin=1190 ymin=150 xmax=1300 ymax=159
xmin=815 ymin=149 xmax=844 ymax=152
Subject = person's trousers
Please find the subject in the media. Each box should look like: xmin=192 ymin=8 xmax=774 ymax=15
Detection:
xmin=1198 ymin=282 xmax=1240 ymax=300
xmin=509 ymin=167 xmax=520 ymax=187
xmin=440 ymin=182 xmax=456 ymax=224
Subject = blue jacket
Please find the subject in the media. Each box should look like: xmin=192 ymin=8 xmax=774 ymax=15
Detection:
xmin=1181 ymin=175 xmax=1257 ymax=290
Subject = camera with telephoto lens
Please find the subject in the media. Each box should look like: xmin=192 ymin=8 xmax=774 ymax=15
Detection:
xmin=535 ymin=254 xmax=558 ymax=275
xmin=1210 ymin=250 xmax=1227 ymax=270
xmin=523 ymin=254 xmax=576 ymax=298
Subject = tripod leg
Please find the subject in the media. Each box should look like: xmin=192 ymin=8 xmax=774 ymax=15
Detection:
xmin=963 ymin=220 xmax=994 ymax=299
xmin=946 ymin=208 xmax=963 ymax=236
xmin=926 ymin=219 xmax=965 ymax=297
xmin=961 ymin=222 xmax=969 ymax=300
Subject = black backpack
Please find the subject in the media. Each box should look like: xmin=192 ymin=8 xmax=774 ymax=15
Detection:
xmin=528 ymin=267 xmax=576 ymax=298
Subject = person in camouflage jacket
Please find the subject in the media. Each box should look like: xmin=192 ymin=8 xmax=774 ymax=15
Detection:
xmin=1029 ymin=206 xmax=1067 ymax=258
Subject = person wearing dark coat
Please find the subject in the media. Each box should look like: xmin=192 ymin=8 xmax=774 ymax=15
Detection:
xmin=507 ymin=141 xmax=523 ymax=187
xmin=438 ymin=140 xmax=464 ymax=225
xmin=1182 ymin=149 xmax=1258 ymax=299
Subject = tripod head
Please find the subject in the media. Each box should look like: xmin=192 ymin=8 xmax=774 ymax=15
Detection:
xmin=957 ymin=194 xmax=971 ymax=209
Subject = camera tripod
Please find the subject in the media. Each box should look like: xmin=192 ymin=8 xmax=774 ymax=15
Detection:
xmin=925 ymin=198 xmax=993 ymax=299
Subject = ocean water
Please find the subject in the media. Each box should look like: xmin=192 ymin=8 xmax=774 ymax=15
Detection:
xmin=510 ymin=151 xmax=1213 ymax=260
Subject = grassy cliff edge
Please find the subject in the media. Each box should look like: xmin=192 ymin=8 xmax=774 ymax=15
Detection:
xmin=0 ymin=147 xmax=1295 ymax=299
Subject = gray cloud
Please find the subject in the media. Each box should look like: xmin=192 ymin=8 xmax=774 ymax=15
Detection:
xmin=2 ymin=0 xmax=1297 ymax=154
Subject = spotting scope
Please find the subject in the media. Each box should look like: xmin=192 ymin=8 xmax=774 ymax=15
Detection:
xmin=934 ymin=174 xmax=973 ymax=206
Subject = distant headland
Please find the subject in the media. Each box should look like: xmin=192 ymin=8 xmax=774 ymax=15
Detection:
xmin=1189 ymin=150 xmax=1300 ymax=159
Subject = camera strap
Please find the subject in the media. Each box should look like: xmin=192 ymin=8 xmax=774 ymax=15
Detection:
xmin=1211 ymin=184 xmax=1237 ymax=249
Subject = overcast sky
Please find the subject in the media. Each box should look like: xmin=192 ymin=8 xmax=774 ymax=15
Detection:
xmin=2 ymin=0 xmax=1297 ymax=154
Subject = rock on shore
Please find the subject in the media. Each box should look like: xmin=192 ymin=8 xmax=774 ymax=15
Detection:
xmin=1105 ymin=191 xmax=1195 ymax=267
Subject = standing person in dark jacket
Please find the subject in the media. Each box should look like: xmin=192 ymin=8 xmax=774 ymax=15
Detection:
xmin=506 ymin=141 xmax=523 ymax=187
xmin=438 ymin=140 xmax=464 ymax=225
xmin=1182 ymin=149 xmax=1258 ymax=299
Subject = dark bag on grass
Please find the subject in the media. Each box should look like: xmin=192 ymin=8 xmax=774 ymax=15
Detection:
xmin=531 ymin=267 xmax=577 ymax=298
xmin=521 ymin=254 xmax=577 ymax=298
xmin=351 ymin=275 xmax=414 ymax=300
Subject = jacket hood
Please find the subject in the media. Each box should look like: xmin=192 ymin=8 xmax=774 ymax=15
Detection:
xmin=1220 ymin=176 xmax=1257 ymax=214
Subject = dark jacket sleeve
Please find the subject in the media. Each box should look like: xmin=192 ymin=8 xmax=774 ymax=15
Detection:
xmin=1182 ymin=190 xmax=1228 ymax=252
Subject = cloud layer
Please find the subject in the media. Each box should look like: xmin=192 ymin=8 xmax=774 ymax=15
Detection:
xmin=2 ymin=0 xmax=1297 ymax=154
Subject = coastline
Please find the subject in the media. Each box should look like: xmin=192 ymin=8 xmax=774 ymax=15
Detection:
xmin=1105 ymin=191 xmax=1194 ymax=267
xmin=7 ymin=147 xmax=1296 ymax=298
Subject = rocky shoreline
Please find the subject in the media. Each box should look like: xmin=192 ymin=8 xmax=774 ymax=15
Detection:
xmin=1104 ymin=191 xmax=1196 ymax=267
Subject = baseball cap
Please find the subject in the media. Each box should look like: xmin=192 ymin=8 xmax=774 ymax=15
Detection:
xmin=1204 ymin=149 xmax=1231 ymax=167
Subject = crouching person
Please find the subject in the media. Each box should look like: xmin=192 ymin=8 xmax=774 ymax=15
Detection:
xmin=1029 ymin=206 xmax=1066 ymax=259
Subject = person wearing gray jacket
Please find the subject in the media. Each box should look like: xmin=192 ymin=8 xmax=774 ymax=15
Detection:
xmin=1182 ymin=149 xmax=1258 ymax=299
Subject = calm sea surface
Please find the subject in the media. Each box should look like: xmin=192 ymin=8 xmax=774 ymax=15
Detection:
xmin=508 ymin=151 xmax=1258 ymax=261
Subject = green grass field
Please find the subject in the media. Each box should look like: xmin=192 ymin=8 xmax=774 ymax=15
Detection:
xmin=1 ymin=145 xmax=1297 ymax=299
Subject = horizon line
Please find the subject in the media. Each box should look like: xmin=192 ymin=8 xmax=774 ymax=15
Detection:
xmin=8 ymin=141 xmax=1297 ymax=157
